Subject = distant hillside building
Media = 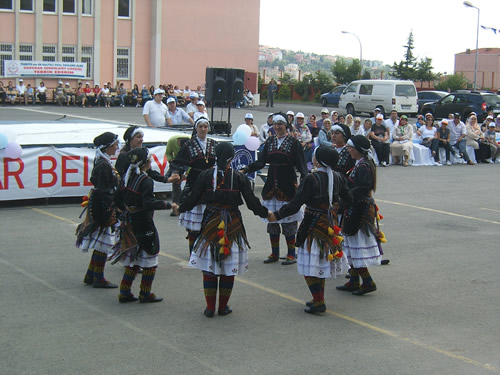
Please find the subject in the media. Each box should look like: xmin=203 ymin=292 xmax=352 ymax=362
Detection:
xmin=455 ymin=48 xmax=500 ymax=90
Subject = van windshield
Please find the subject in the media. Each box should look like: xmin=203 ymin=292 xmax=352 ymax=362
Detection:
xmin=395 ymin=85 xmax=416 ymax=97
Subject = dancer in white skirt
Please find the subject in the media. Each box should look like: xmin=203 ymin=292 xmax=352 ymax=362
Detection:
xmin=242 ymin=113 xmax=308 ymax=265
xmin=168 ymin=117 xmax=217 ymax=254
xmin=112 ymin=147 xmax=171 ymax=303
xmin=269 ymin=146 xmax=348 ymax=314
xmin=76 ymin=132 xmax=120 ymax=288
xmin=336 ymin=135 xmax=383 ymax=296
xmin=180 ymin=142 xmax=269 ymax=317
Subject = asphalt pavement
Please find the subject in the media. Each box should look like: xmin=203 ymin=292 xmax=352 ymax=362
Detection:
xmin=1 ymin=104 xmax=500 ymax=374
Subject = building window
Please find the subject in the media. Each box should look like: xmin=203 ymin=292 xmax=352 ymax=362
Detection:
xmin=62 ymin=46 xmax=76 ymax=62
xmin=42 ymin=45 xmax=56 ymax=62
xmin=43 ymin=0 xmax=56 ymax=13
xmin=62 ymin=0 xmax=74 ymax=13
xmin=0 ymin=44 xmax=13 ymax=77
xmin=81 ymin=46 xmax=93 ymax=78
xmin=116 ymin=48 xmax=129 ymax=79
xmin=0 ymin=0 xmax=12 ymax=10
xmin=19 ymin=44 xmax=33 ymax=61
xmin=20 ymin=0 xmax=33 ymax=11
xmin=82 ymin=0 xmax=92 ymax=15
xmin=118 ymin=0 xmax=129 ymax=17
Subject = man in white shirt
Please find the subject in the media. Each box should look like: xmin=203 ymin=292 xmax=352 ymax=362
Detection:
xmin=143 ymin=89 xmax=172 ymax=128
xmin=193 ymin=100 xmax=210 ymax=122
xmin=16 ymin=79 xmax=27 ymax=105
xmin=384 ymin=110 xmax=399 ymax=141
xmin=167 ymin=97 xmax=194 ymax=125
xmin=185 ymin=92 xmax=199 ymax=119
xmin=449 ymin=113 xmax=474 ymax=165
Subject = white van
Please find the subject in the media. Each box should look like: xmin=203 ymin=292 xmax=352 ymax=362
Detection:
xmin=338 ymin=80 xmax=418 ymax=117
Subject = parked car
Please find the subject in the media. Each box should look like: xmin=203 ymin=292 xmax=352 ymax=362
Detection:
xmin=417 ymin=90 xmax=447 ymax=113
xmin=320 ymin=85 xmax=346 ymax=107
xmin=420 ymin=90 xmax=500 ymax=122
xmin=338 ymin=79 xmax=418 ymax=117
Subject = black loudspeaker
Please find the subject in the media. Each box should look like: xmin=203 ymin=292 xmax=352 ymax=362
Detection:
xmin=205 ymin=67 xmax=227 ymax=102
xmin=228 ymin=68 xmax=244 ymax=102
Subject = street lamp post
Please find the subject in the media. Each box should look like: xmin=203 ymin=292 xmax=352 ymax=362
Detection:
xmin=464 ymin=1 xmax=480 ymax=90
xmin=341 ymin=31 xmax=362 ymax=78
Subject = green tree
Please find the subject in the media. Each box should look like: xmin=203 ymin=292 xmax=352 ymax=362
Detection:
xmin=279 ymin=72 xmax=294 ymax=85
xmin=311 ymin=71 xmax=333 ymax=95
xmin=435 ymin=73 xmax=468 ymax=92
xmin=294 ymin=74 xmax=314 ymax=101
xmin=362 ymin=70 xmax=371 ymax=79
xmin=415 ymin=57 xmax=436 ymax=81
xmin=278 ymin=84 xmax=291 ymax=100
xmin=332 ymin=58 xmax=361 ymax=84
xmin=392 ymin=31 xmax=417 ymax=80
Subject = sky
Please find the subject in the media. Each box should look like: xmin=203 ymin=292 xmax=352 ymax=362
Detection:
xmin=259 ymin=0 xmax=500 ymax=74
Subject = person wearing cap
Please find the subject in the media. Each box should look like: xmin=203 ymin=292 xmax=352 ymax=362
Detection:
xmin=169 ymin=117 xmax=217 ymax=254
xmin=186 ymin=92 xmax=199 ymax=119
xmin=269 ymin=146 xmax=347 ymax=314
xmin=143 ymin=89 xmax=172 ymax=128
xmin=266 ymin=79 xmax=277 ymax=108
xmin=316 ymin=108 xmax=329 ymax=130
xmin=242 ymin=113 xmax=308 ymax=265
xmin=390 ymin=115 xmax=413 ymax=167
xmin=180 ymin=142 xmax=269 ymax=317
xmin=111 ymin=147 xmax=171 ymax=303
xmin=331 ymin=124 xmax=355 ymax=174
xmin=99 ymin=83 xmax=112 ymax=108
xmin=466 ymin=114 xmax=492 ymax=163
xmin=292 ymin=112 xmax=313 ymax=166
xmin=16 ymin=79 xmax=27 ymax=105
xmin=76 ymin=132 xmax=121 ymax=289
xmin=55 ymin=81 xmax=66 ymax=106
xmin=318 ymin=118 xmax=333 ymax=147
xmin=369 ymin=114 xmax=390 ymax=167
xmin=369 ymin=108 xmax=385 ymax=126
xmin=415 ymin=115 xmax=425 ymax=130
xmin=64 ymin=82 xmax=75 ymax=106
xmin=167 ymin=97 xmax=194 ymax=125
xmin=336 ymin=135 xmax=382 ymax=296
xmin=259 ymin=113 xmax=276 ymax=148
xmin=484 ymin=117 xmax=500 ymax=162
xmin=36 ymin=81 xmax=47 ymax=105
xmin=449 ymin=113 xmax=474 ymax=165
xmin=417 ymin=114 xmax=441 ymax=166
xmin=286 ymin=110 xmax=295 ymax=128
xmin=436 ymin=119 xmax=454 ymax=165
xmin=244 ymin=113 xmax=259 ymax=136
xmin=193 ymin=100 xmax=209 ymax=122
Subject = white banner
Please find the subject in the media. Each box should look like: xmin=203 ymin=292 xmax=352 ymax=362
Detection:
xmin=0 ymin=145 xmax=171 ymax=201
xmin=4 ymin=60 xmax=87 ymax=79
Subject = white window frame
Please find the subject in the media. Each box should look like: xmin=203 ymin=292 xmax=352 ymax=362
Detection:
xmin=81 ymin=0 xmax=92 ymax=15
xmin=62 ymin=45 xmax=76 ymax=63
xmin=62 ymin=0 xmax=75 ymax=14
xmin=20 ymin=0 xmax=34 ymax=12
xmin=81 ymin=46 xmax=93 ymax=79
xmin=43 ymin=0 xmax=56 ymax=13
xmin=42 ymin=45 xmax=56 ymax=62
xmin=0 ymin=43 xmax=14 ymax=77
xmin=116 ymin=47 xmax=130 ymax=79
xmin=117 ymin=0 xmax=130 ymax=18
xmin=19 ymin=44 xmax=33 ymax=61
xmin=0 ymin=0 xmax=13 ymax=11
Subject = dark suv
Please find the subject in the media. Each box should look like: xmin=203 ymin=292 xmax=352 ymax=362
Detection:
xmin=421 ymin=90 xmax=500 ymax=122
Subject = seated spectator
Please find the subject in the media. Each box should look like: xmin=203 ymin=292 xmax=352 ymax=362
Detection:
xmin=193 ymin=100 xmax=209 ymax=121
xmin=167 ymin=97 xmax=193 ymax=125
xmin=417 ymin=114 xmax=440 ymax=166
xmin=337 ymin=115 xmax=345 ymax=125
xmin=350 ymin=117 xmax=365 ymax=136
xmin=131 ymin=84 xmax=140 ymax=107
xmin=369 ymin=108 xmax=385 ymax=125
xmin=437 ymin=119 xmax=454 ymax=166
xmin=36 ymin=82 xmax=47 ymax=105
xmin=449 ymin=113 xmax=474 ymax=165
xmin=117 ymin=82 xmax=127 ymax=107
xmin=259 ymin=113 xmax=275 ymax=150
xmin=186 ymin=92 xmax=199 ymax=118
xmin=0 ymin=81 xmax=6 ymax=105
xmin=16 ymin=79 xmax=27 ymax=105
xmin=318 ymin=118 xmax=333 ymax=147
xmin=390 ymin=115 xmax=413 ymax=167
xmin=331 ymin=110 xmax=339 ymax=124
xmin=83 ymin=82 xmax=94 ymax=107
xmin=238 ymin=89 xmax=254 ymax=108
xmin=55 ymin=81 xmax=66 ymax=106
xmin=369 ymin=114 xmax=390 ymax=167
xmin=466 ymin=114 xmax=492 ymax=163
xmin=244 ymin=113 xmax=259 ymax=136
xmin=75 ymin=82 xmax=87 ymax=107
xmin=141 ymin=85 xmax=152 ymax=105
xmin=183 ymin=85 xmax=191 ymax=98
xmin=345 ymin=114 xmax=353 ymax=128
xmin=307 ymin=114 xmax=319 ymax=138
xmin=495 ymin=114 xmax=500 ymax=131
xmin=287 ymin=111 xmax=295 ymax=127
xmin=484 ymin=117 xmax=500 ymax=163
xmin=316 ymin=108 xmax=329 ymax=130
xmin=385 ymin=110 xmax=398 ymax=139
xmin=415 ymin=115 xmax=426 ymax=130
xmin=292 ymin=112 xmax=313 ymax=165
xmin=362 ymin=119 xmax=372 ymax=137
xmin=99 ymin=83 xmax=112 ymax=108
xmin=92 ymin=84 xmax=101 ymax=106
xmin=64 ymin=82 xmax=75 ymax=106
xmin=25 ymin=84 xmax=36 ymax=105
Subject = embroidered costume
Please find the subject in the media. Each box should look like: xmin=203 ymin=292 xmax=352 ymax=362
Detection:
xmin=180 ymin=142 xmax=268 ymax=317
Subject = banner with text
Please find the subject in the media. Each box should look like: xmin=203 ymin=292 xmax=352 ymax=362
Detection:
xmin=0 ymin=146 xmax=171 ymax=201
xmin=4 ymin=60 xmax=87 ymax=79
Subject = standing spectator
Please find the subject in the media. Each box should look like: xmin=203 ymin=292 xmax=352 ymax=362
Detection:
xmin=390 ymin=115 xmax=413 ymax=167
xmin=266 ymin=79 xmax=277 ymax=108
xmin=484 ymin=119 xmax=500 ymax=162
xmin=369 ymin=114 xmax=390 ymax=166
xmin=16 ymin=79 xmax=27 ymax=105
xmin=449 ymin=113 xmax=474 ymax=165
xmin=25 ymin=84 xmax=35 ymax=105
xmin=244 ymin=113 xmax=259 ymax=136
xmin=36 ymin=82 xmax=47 ymax=105
xmin=331 ymin=124 xmax=355 ymax=174
xmin=437 ymin=119 xmax=454 ymax=166
xmin=117 ymin=82 xmax=128 ymax=107
xmin=143 ymin=88 xmax=172 ymax=128
xmin=186 ymin=92 xmax=199 ymax=118
xmin=165 ymin=135 xmax=190 ymax=216
xmin=316 ymin=108 xmax=329 ymax=130
xmin=167 ymin=97 xmax=193 ymax=125
xmin=466 ymin=114 xmax=491 ymax=163
xmin=55 ymin=81 xmax=66 ymax=106
xmin=64 ymin=82 xmax=75 ymax=106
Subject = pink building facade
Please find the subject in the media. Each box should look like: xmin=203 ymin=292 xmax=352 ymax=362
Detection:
xmin=0 ymin=0 xmax=260 ymax=91
xmin=455 ymin=48 xmax=500 ymax=90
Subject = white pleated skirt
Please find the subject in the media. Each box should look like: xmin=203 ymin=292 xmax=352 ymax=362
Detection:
xmin=78 ymin=225 xmax=117 ymax=255
xmin=342 ymin=231 xmax=382 ymax=268
xmin=179 ymin=204 xmax=206 ymax=231
xmin=297 ymin=240 xmax=348 ymax=278
xmin=189 ymin=240 xmax=248 ymax=276
xmin=262 ymin=198 xmax=303 ymax=224
xmin=120 ymin=250 xmax=158 ymax=268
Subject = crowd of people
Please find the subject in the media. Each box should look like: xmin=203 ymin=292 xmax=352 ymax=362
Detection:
xmin=75 ymin=113 xmax=387 ymax=316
